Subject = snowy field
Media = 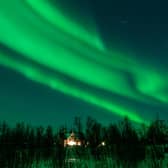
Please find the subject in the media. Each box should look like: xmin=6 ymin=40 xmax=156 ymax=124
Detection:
xmin=9 ymin=154 xmax=168 ymax=168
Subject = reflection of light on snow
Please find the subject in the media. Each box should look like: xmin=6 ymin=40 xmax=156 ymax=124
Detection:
xmin=67 ymin=158 xmax=77 ymax=162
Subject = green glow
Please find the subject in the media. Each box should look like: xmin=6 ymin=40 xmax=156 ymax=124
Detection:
xmin=0 ymin=1 xmax=161 ymax=105
xmin=26 ymin=0 xmax=104 ymax=51
xmin=0 ymin=1 xmax=167 ymax=124
xmin=0 ymin=54 xmax=147 ymax=125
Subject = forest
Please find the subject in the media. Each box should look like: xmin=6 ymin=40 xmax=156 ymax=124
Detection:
xmin=0 ymin=117 xmax=168 ymax=168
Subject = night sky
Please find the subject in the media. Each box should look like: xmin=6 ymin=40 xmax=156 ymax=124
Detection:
xmin=0 ymin=0 xmax=168 ymax=127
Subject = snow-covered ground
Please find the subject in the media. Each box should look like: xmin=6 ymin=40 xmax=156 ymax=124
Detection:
xmin=28 ymin=155 xmax=168 ymax=168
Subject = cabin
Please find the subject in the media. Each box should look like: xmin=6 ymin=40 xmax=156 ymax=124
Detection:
xmin=64 ymin=132 xmax=84 ymax=147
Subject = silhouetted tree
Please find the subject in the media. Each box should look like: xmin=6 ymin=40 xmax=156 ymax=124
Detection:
xmin=0 ymin=121 xmax=11 ymax=145
xmin=24 ymin=125 xmax=31 ymax=145
xmin=106 ymin=124 xmax=121 ymax=145
xmin=146 ymin=119 xmax=167 ymax=167
xmin=102 ymin=123 xmax=121 ymax=158
xmin=44 ymin=125 xmax=54 ymax=148
xmin=35 ymin=126 xmax=44 ymax=148
xmin=117 ymin=117 xmax=145 ymax=168
xmin=28 ymin=127 xmax=35 ymax=148
xmin=147 ymin=119 xmax=167 ymax=145
xmin=12 ymin=122 xmax=26 ymax=148
xmin=73 ymin=116 xmax=82 ymax=133
xmin=85 ymin=117 xmax=103 ymax=159
xmin=55 ymin=126 xmax=66 ymax=168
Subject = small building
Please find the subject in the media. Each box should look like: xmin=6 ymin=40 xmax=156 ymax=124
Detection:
xmin=64 ymin=132 xmax=83 ymax=147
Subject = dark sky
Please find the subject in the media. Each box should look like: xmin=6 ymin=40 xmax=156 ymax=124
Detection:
xmin=0 ymin=1 xmax=168 ymax=127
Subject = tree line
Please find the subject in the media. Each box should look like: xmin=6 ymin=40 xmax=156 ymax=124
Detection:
xmin=0 ymin=117 xmax=168 ymax=149
xmin=0 ymin=117 xmax=168 ymax=168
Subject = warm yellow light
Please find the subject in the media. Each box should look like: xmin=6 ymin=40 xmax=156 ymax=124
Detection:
xmin=68 ymin=140 xmax=76 ymax=146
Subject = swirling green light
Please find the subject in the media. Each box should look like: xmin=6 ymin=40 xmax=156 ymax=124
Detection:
xmin=26 ymin=0 xmax=104 ymax=51
xmin=0 ymin=1 xmax=167 ymax=125
xmin=0 ymin=54 xmax=147 ymax=125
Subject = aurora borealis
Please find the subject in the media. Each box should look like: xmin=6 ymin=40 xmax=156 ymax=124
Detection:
xmin=0 ymin=1 xmax=168 ymax=126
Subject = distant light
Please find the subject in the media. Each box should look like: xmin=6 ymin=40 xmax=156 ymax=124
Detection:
xmin=77 ymin=141 xmax=81 ymax=146
xmin=101 ymin=141 xmax=105 ymax=146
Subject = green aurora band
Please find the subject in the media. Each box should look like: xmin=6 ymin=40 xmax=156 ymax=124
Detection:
xmin=0 ymin=1 xmax=167 ymax=125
